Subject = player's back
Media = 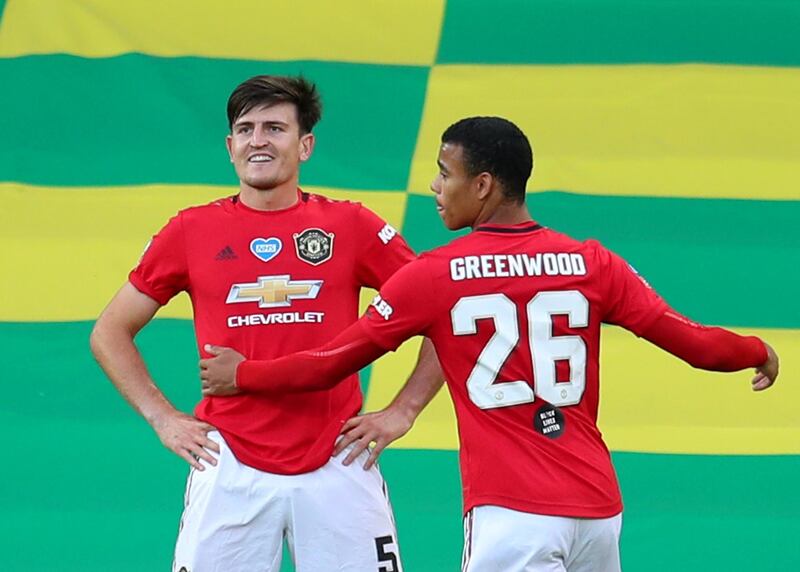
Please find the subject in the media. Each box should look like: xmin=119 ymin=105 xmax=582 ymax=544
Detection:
xmin=414 ymin=221 xmax=666 ymax=517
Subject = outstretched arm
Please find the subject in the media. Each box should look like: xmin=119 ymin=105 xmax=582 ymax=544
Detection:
xmin=200 ymin=320 xmax=388 ymax=396
xmin=91 ymin=282 xmax=219 ymax=470
xmin=640 ymin=311 xmax=779 ymax=390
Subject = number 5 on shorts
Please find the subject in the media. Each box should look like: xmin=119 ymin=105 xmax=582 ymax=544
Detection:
xmin=374 ymin=535 xmax=399 ymax=572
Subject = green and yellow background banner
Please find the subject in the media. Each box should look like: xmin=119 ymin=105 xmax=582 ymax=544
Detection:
xmin=1 ymin=1 xmax=798 ymax=569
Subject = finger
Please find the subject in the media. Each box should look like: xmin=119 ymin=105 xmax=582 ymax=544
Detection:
xmin=199 ymin=359 xmax=209 ymax=368
xmin=343 ymin=437 xmax=373 ymax=466
xmin=333 ymin=432 xmax=361 ymax=456
xmin=179 ymin=449 xmax=205 ymax=471
xmin=191 ymin=445 xmax=218 ymax=466
xmin=203 ymin=437 xmax=221 ymax=453
xmin=752 ymin=375 xmax=773 ymax=391
xmin=363 ymin=441 xmax=387 ymax=470
xmin=340 ymin=416 xmax=365 ymax=434
xmin=200 ymin=371 xmax=209 ymax=381
xmin=204 ymin=344 xmax=223 ymax=356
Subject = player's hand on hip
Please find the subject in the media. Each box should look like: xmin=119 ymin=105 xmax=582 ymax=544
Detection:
xmin=151 ymin=410 xmax=220 ymax=471
xmin=752 ymin=342 xmax=779 ymax=391
xmin=199 ymin=345 xmax=244 ymax=397
xmin=334 ymin=406 xmax=415 ymax=470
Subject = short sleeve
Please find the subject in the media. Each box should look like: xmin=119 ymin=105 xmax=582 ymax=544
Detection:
xmin=360 ymin=257 xmax=437 ymax=351
xmin=128 ymin=213 xmax=189 ymax=305
xmin=353 ymin=205 xmax=416 ymax=289
xmin=595 ymin=243 xmax=669 ymax=336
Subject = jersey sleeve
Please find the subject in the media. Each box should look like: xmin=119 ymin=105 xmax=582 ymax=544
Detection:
xmin=353 ymin=205 xmax=416 ymax=289
xmin=640 ymin=311 xmax=767 ymax=371
xmin=128 ymin=213 xmax=189 ymax=305
xmin=594 ymin=242 xmax=669 ymax=336
xmin=360 ymin=257 xmax=438 ymax=351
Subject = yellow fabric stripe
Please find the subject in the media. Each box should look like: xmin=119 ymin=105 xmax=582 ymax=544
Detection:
xmin=366 ymin=328 xmax=798 ymax=455
xmin=0 ymin=0 xmax=445 ymax=66
xmin=409 ymin=65 xmax=800 ymax=200
xmin=0 ymin=183 xmax=406 ymax=321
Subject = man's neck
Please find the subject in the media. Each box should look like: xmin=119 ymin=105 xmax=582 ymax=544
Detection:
xmin=239 ymin=183 xmax=299 ymax=211
xmin=472 ymin=201 xmax=533 ymax=229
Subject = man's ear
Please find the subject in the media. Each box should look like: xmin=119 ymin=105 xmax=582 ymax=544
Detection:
xmin=225 ymin=135 xmax=234 ymax=163
xmin=475 ymin=172 xmax=494 ymax=201
xmin=299 ymin=133 xmax=316 ymax=162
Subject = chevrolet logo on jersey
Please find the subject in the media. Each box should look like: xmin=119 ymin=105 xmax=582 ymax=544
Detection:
xmin=226 ymin=275 xmax=323 ymax=308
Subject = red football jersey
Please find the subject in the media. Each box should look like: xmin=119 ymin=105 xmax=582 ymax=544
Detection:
xmin=130 ymin=191 xmax=415 ymax=474
xmin=361 ymin=221 xmax=668 ymax=518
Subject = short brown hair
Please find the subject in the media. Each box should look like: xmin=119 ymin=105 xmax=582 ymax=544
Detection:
xmin=227 ymin=75 xmax=322 ymax=134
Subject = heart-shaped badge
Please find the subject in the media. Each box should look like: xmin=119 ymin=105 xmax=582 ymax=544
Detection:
xmin=249 ymin=237 xmax=282 ymax=262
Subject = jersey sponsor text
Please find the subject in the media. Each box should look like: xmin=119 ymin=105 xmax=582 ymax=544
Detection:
xmin=377 ymin=223 xmax=398 ymax=245
xmin=227 ymin=311 xmax=325 ymax=328
xmin=371 ymin=294 xmax=394 ymax=320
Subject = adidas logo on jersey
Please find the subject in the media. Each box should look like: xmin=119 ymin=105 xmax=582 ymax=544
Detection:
xmin=215 ymin=246 xmax=238 ymax=261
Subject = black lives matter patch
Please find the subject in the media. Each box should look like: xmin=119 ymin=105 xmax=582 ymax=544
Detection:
xmin=293 ymin=228 xmax=334 ymax=266
xmin=534 ymin=403 xmax=565 ymax=439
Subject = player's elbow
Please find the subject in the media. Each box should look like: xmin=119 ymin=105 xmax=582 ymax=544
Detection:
xmin=89 ymin=312 xmax=126 ymax=362
xmin=89 ymin=317 xmax=108 ymax=361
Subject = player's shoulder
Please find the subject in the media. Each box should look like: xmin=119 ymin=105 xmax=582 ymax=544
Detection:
xmin=300 ymin=191 xmax=375 ymax=221
xmin=540 ymin=228 xmax=612 ymax=260
xmin=301 ymin=191 xmax=361 ymax=212
xmin=175 ymin=195 xmax=237 ymax=221
xmin=418 ymin=232 xmax=471 ymax=261
xmin=576 ymin=237 xmax=617 ymax=265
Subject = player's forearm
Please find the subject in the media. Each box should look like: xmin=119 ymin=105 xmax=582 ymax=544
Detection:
xmin=236 ymin=323 xmax=387 ymax=394
xmin=387 ymin=338 xmax=445 ymax=421
xmin=641 ymin=311 xmax=768 ymax=371
xmin=90 ymin=320 xmax=176 ymax=425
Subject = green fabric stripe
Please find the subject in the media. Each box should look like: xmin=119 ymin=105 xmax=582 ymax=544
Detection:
xmin=0 ymin=55 xmax=428 ymax=190
xmin=401 ymin=193 xmax=800 ymax=329
xmin=3 ymin=322 xmax=798 ymax=570
xmin=438 ymin=0 xmax=800 ymax=65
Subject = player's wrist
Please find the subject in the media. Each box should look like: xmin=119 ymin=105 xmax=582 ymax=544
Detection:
xmin=387 ymin=400 xmax=421 ymax=426
xmin=234 ymin=359 xmax=246 ymax=392
xmin=145 ymin=403 xmax=179 ymax=429
xmin=758 ymin=340 xmax=772 ymax=366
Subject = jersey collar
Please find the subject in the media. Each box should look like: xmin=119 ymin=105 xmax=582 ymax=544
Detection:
xmin=475 ymin=221 xmax=543 ymax=234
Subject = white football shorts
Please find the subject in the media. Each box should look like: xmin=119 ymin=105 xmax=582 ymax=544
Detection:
xmin=462 ymin=505 xmax=622 ymax=572
xmin=172 ymin=431 xmax=402 ymax=572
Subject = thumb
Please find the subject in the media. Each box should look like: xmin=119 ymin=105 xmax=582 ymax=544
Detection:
xmin=204 ymin=344 xmax=224 ymax=356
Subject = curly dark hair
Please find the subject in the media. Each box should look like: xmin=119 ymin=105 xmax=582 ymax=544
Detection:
xmin=442 ymin=117 xmax=533 ymax=204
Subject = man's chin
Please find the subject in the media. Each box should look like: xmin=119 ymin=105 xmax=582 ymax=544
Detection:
xmin=245 ymin=178 xmax=281 ymax=191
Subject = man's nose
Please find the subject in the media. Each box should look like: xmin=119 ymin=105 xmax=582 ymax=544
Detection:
xmin=250 ymin=127 xmax=270 ymax=147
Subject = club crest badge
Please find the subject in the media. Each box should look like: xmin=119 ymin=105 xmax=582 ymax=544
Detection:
xmin=293 ymin=228 xmax=334 ymax=266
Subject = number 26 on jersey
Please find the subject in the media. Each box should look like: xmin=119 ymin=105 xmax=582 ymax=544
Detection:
xmin=451 ymin=290 xmax=588 ymax=409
